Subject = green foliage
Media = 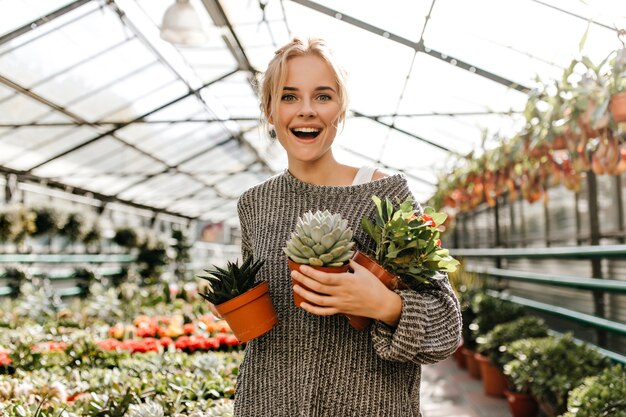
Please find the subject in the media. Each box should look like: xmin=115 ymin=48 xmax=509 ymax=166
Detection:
xmin=361 ymin=196 xmax=459 ymax=290
xmin=114 ymin=227 xmax=140 ymax=248
xmin=82 ymin=223 xmax=102 ymax=246
xmin=198 ymin=257 xmax=265 ymax=306
xmin=0 ymin=208 xmax=35 ymax=244
xmin=284 ymin=210 xmax=355 ymax=267
xmin=476 ymin=316 xmax=549 ymax=369
xmin=59 ymin=213 xmax=85 ymax=243
xmin=561 ymin=364 xmax=626 ymax=417
xmin=470 ymin=293 xmax=525 ymax=338
xmin=504 ymin=334 xmax=609 ymax=417
xmin=32 ymin=207 xmax=62 ymax=237
xmin=137 ymin=241 xmax=169 ymax=283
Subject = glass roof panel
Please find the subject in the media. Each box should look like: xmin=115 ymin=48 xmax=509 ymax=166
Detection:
xmin=3 ymin=125 xmax=102 ymax=171
xmin=426 ymin=0 xmax=623 ymax=87
xmin=203 ymin=72 xmax=260 ymax=119
xmin=0 ymin=0 xmax=75 ymax=38
xmin=0 ymin=5 xmax=132 ymax=88
xmin=313 ymin=0 xmax=432 ymax=42
xmin=65 ymin=67 xmax=182 ymax=123
xmin=0 ymin=93 xmax=60 ymax=124
xmin=178 ymin=140 xmax=257 ymax=172
xmin=0 ymin=84 xmax=15 ymax=101
xmin=32 ymin=136 xmax=151 ymax=177
xmin=398 ymin=53 xmax=528 ymax=115
xmin=101 ymin=80 xmax=189 ymax=123
xmin=31 ymin=38 xmax=157 ymax=107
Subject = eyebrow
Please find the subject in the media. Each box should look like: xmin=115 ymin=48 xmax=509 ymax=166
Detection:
xmin=283 ymin=86 xmax=337 ymax=93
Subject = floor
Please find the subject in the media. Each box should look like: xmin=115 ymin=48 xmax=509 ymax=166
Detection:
xmin=420 ymin=356 xmax=511 ymax=417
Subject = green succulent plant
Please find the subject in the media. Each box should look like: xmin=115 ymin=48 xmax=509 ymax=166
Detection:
xmin=283 ymin=210 xmax=355 ymax=267
xmin=197 ymin=257 xmax=265 ymax=306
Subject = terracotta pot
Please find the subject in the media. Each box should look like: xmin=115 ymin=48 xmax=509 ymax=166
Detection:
xmin=453 ymin=341 xmax=467 ymax=369
xmin=287 ymin=259 xmax=350 ymax=308
xmin=610 ymin=92 xmax=626 ymax=123
xmin=462 ymin=347 xmax=481 ymax=379
xmin=475 ymin=353 xmax=508 ymax=397
xmin=346 ymin=251 xmax=409 ymax=331
xmin=505 ymin=390 xmax=539 ymax=417
xmin=215 ymin=281 xmax=278 ymax=343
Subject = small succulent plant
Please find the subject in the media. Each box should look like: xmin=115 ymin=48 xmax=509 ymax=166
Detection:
xmin=284 ymin=210 xmax=355 ymax=267
xmin=197 ymin=257 xmax=265 ymax=306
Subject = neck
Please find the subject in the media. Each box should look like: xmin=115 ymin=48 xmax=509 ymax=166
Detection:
xmin=287 ymin=152 xmax=356 ymax=186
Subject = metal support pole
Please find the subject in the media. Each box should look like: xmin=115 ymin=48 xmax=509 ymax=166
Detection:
xmin=616 ymin=175 xmax=624 ymax=243
xmin=586 ymin=171 xmax=606 ymax=346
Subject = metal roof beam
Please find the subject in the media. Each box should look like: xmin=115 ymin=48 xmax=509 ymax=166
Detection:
xmin=0 ymin=110 xmax=521 ymax=128
xmin=288 ymin=0 xmax=530 ymax=94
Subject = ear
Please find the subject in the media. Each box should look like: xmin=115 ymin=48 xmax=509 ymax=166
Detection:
xmin=268 ymin=114 xmax=274 ymax=125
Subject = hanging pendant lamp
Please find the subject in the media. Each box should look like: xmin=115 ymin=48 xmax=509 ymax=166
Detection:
xmin=160 ymin=0 xmax=208 ymax=46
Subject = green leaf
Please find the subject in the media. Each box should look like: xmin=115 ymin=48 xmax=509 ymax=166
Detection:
xmin=361 ymin=217 xmax=379 ymax=243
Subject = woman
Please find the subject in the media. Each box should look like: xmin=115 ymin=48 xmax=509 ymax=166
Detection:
xmin=218 ymin=37 xmax=461 ymax=417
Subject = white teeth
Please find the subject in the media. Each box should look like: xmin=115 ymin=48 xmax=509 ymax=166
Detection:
xmin=292 ymin=127 xmax=321 ymax=133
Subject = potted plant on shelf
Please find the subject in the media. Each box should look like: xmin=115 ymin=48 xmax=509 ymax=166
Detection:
xmin=504 ymin=334 xmax=608 ymax=417
xmin=283 ymin=210 xmax=359 ymax=326
xmin=476 ymin=316 xmax=549 ymax=397
xmin=197 ymin=257 xmax=277 ymax=343
xmin=561 ymin=364 xmax=625 ymax=417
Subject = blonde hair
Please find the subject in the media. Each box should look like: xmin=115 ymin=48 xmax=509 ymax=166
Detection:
xmin=258 ymin=37 xmax=349 ymax=138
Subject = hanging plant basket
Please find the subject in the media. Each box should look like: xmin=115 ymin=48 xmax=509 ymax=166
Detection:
xmin=609 ymin=91 xmax=626 ymax=123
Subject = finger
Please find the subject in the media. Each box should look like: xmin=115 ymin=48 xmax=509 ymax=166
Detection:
xmin=299 ymin=300 xmax=339 ymax=316
xmin=298 ymin=265 xmax=343 ymax=285
xmin=209 ymin=305 xmax=222 ymax=319
xmin=348 ymin=259 xmax=367 ymax=273
xmin=291 ymin=270 xmax=330 ymax=294
xmin=293 ymin=284 xmax=334 ymax=307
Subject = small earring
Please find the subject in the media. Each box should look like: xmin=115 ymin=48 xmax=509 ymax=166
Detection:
xmin=269 ymin=129 xmax=276 ymax=139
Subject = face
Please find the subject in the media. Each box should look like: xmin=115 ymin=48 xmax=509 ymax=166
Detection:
xmin=271 ymin=54 xmax=342 ymax=165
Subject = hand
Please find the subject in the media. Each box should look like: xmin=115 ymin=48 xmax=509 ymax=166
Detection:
xmin=291 ymin=260 xmax=402 ymax=326
xmin=206 ymin=302 xmax=223 ymax=319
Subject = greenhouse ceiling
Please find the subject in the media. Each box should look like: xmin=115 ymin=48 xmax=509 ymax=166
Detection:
xmin=0 ymin=0 xmax=624 ymax=222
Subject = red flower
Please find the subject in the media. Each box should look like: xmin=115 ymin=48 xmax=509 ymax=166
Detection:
xmin=420 ymin=214 xmax=434 ymax=226
xmin=183 ymin=323 xmax=195 ymax=334
xmin=160 ymin=337 xmax=173 ymax=347
xmin=436 ymin=239 xmax=441 ymax=247
xmin=0 ymin=352 xmax=11 ymax=366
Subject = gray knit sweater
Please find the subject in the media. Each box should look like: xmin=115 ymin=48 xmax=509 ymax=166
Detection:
xmin=234 ymin=170 xmax=462 ymax=417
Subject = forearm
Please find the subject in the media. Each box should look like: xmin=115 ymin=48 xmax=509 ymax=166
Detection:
xmin=373 ymin=289 xmax=403 ymax=327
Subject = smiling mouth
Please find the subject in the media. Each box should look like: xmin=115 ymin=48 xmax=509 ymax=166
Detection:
xmin=291 ymin=127 xmax=321 ymax=139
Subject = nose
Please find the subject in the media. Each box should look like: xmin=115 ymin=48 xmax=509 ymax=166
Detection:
xmin=298 ymin=99 xmax=316 ymax=118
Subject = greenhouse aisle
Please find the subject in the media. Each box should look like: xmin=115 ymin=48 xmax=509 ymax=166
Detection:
xmin=420 ymin=357 xmax=509 ymax=417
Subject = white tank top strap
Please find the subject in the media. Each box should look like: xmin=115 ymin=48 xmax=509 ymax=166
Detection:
xmin=351 ymin=166 xmax=378 ymax=185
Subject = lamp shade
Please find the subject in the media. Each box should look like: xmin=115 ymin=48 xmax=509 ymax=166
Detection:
xmin=160 ymin=0 xmax=208 ymax=46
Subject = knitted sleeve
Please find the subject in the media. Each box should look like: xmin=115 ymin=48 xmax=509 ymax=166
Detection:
xmin=370 ymin=275 xmax=462 ymax=364
xmin=237 ymin=194 xmax=253 ymax=261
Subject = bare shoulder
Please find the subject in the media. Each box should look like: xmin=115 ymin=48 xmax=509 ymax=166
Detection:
xmin=372 ymin=169 xmax=390 ymax=181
